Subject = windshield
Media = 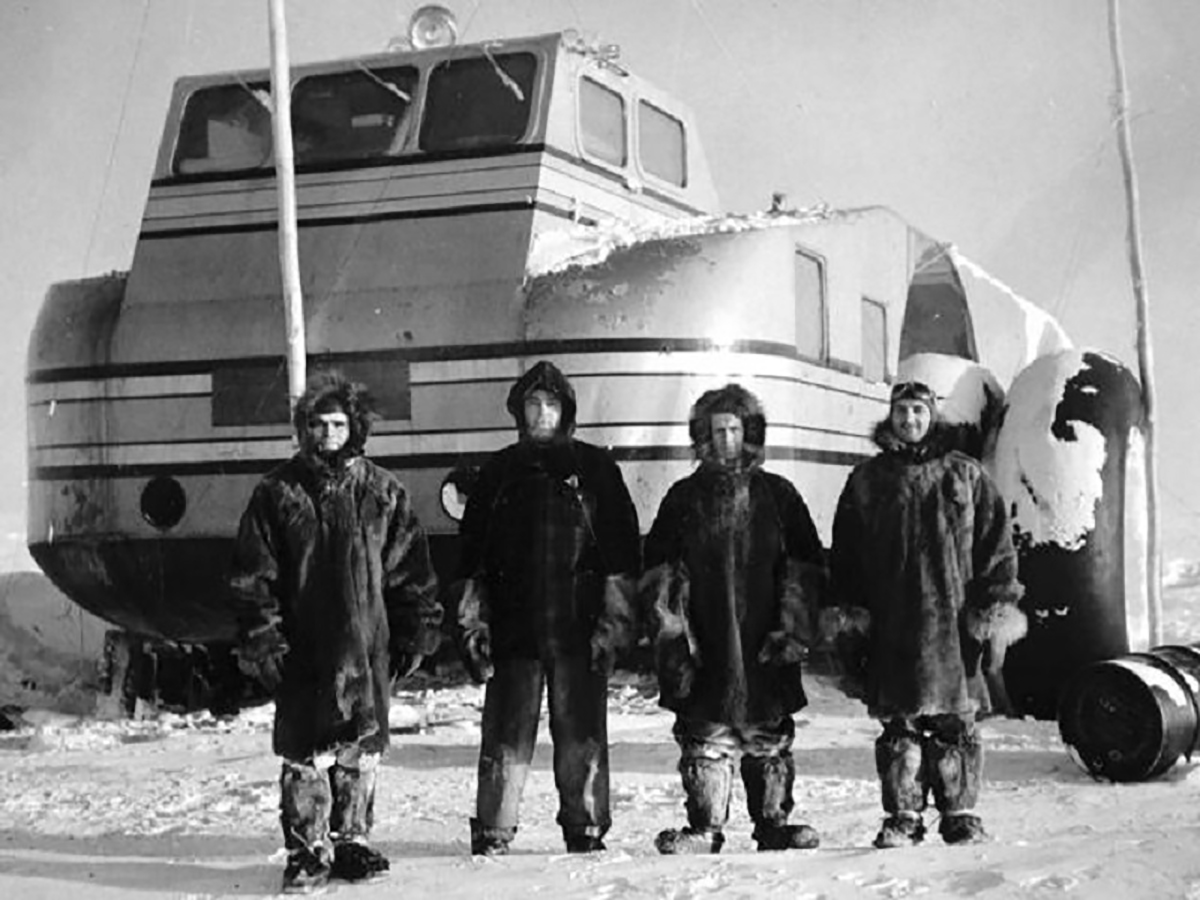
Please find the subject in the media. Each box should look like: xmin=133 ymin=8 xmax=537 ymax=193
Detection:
xmin=419 ymin=51 xmax=537 ymax=152
xmin=173 ymin=51 xmax=538 ymax=176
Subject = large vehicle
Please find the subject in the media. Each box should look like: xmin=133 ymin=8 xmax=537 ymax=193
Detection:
xmin=25 ymin=11 xmax=1148 ymax=715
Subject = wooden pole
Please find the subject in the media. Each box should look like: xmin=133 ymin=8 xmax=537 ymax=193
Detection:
xmin=267 ymin=0 xmax=307 ymax=412
xmin=1107 ymin=0 xmax=1162 ymax=646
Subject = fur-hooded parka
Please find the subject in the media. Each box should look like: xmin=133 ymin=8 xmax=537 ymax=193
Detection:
xmin=824 ymin=410 xmax=1026 ymax=719
xmin=459 ymin=361 xmax=641 ymax=661
xmin=505 ymin=359 xmax=578 ymax=440
xmin=688 ymin=382 xmax=767 ymax=468
xmin=232 ymin=372 xmax=443 ymax=760
xmin=642 ymin=384 xmax=826 ymax=726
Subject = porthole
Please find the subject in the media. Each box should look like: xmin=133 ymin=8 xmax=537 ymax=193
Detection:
xmin=140 ymin=476 xmax=186 ymax=530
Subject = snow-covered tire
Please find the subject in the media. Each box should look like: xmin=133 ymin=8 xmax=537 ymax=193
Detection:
xmin=988 ymin=349 xmax=1147 ymax=720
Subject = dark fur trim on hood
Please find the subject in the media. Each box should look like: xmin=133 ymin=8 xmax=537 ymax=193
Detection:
xmin=505 ymin=360 xmax=577 ymax=438
xmin=688 ymin=383 xmax=766 ymax=467
xmin=292 ymin=370 xmax=375 ymax=462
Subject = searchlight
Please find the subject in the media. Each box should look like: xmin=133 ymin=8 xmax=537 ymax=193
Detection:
xmin=409 ymin=5 xmax=458 ymax=49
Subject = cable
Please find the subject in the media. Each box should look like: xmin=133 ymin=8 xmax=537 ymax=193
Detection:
xmin=82 ymin=0 xmax=152 ymax=277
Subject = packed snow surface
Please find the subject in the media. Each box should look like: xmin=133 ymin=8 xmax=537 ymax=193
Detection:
xmin=3 ymin=671 xmax=1200 ymax=899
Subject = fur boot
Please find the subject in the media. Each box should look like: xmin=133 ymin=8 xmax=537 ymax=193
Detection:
xmin=874 ymin=811 xmax=926 ymax=849
xmin=470 ymin=817 xmax=516 ymax=856
xmin=279 ymin=762 xmax=333 ymax=892
xmin=875 ymin=726 xmax=928 ymax=816
xmin=329 ymin=763 xmax=388 ymax=882
xmin=924 ymin=726 xmax=983 ymax=815
xmin=655 ymin=757 xmax=733 ymax=855
xmin=939 ymin=812 xmax=987 ymax=845
xmin=742 ymin=754 xmax=819 ymax=851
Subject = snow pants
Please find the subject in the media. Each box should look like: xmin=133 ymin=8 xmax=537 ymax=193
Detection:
xmin=474 ymin=654 xmax=610 ymax=844
xmin=672 ymin=715 xmax=798 ymax=836
xmin=280 ymin=744 xmax=380 ymax=861
xmin=875 ymin=714 xmax=981 ymax=815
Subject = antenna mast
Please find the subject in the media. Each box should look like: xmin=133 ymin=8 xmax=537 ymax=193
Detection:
xmin=1107 ymin=0 xmax=1161 ymax=646
xmin=267 ymin=0 xmax=307 ymax=412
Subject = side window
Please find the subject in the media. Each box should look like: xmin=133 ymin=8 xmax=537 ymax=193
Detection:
xmin=794 ymin=249 xmax=826 ymax=362
xmin=900 ymin=253 xmax=978 ymax=361
xmin=638 ymin=100 xmax=685 ymax=186
xmin=861 ymin=297 xmax=888 ymax=383
xmin=174 ymin=83 xmax=273 ymax=174
xmin=291 ymin=66 xmax=418 ymax=165
xmin=420 ymin=52 xmax=538 ymax=152
xmin=580 ymin=77 xmax=626 ymax=166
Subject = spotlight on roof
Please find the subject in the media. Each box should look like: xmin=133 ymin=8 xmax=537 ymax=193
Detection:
xmin=409 ymin=5 xmax=458 ymax=49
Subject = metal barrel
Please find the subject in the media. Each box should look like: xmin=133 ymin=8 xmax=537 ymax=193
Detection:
xmin=1057 ymin=644 xmax=1200 ymax=782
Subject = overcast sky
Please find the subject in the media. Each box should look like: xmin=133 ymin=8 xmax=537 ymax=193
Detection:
xmin=3 ymin=0 xmax=1199 ymax=556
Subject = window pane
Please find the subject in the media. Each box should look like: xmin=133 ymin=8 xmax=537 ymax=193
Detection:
xmin=174 ymin=83 xmax=273 ymax=175
xmin=580 ymin=78 xmax=626 ymax=166
xmin=638 ymin=101 xmax=685 ymax=186
xmin=420 ymin=52 xmax=537 ymax=152
xmin=795 ymin=250 xmax=825 ymax=360
xmin=861 ymin=298 xmax=887 ymax=383
xmin=292 ymin=67 xmax=418 ymax=165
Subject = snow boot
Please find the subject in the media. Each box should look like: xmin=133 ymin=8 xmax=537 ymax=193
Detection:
xmin=873 ymin=812 xmax=926 ymax=849
xmin=875 ymin=724 xmax=928 ymax=816
xmin=564 ymin=834 xmax=607 ymax=853
xmin=939 ymin=812 xmax=988 ymax=845
xmin=328 ymin=761 xmax=387 ymax=880
xmin=654 ymin=826 xmax=725 ymax=855
xmin=279 ymin=761 xmax=333 ymax=890
xmin=657 ymin=756 xmax=733 ymax=855
xmin=680 ymin=756 xmax=733 ymax=830
xmin=742 ymin=754 xmax=820 ymax=851
xmin=331 ymin=839 xmax=390 ymax=883
xmin=282 ymin=849 xmax=332 ymax=894
xmin=925 ymin=723 xmax=982 ymax=819
xmin=470 ymin=817 xmax=515 ymax=856
xmin=754 ymin=822 xmax=820 ymax=851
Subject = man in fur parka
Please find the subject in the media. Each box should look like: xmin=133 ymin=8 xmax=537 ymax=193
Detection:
xmin=230 ymin=372 xmax=443 ymax=893
xmin=824 ymin=380 xmax=1026 ymax=849
xmin=642 ymin=383 xmax=826 ymax=855
xmin=457 ymin=360 xmax=641 ymax=856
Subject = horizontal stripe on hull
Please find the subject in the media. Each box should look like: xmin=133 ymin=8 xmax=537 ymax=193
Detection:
xmin=136 ymin=198 xmax=584 ymax=241
xmin=147 ymin=143 xmax=705 ymax=217
xmin=29 ymin=444 xmax=869 ymax=482
xmin=28 ymin=338 xmax=832 ymax=384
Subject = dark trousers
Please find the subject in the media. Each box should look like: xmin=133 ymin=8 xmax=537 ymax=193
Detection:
xmin=875 ymin=714 xmax=982 ymax=815
xmin=475 ymin=654 xmax=610 ymax=839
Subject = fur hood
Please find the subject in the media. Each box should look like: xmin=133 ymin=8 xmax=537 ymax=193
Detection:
xmin=506 ymin=360 xmax=578 ymax=438
xmin=291 ymin=371 xmax=375 ymax=465
xmin=688 ymin=383 xmax=767 ymax=468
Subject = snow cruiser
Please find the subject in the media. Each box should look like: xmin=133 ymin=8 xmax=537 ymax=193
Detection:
xmin=26 ymin=9 xmax=1148 ymax=717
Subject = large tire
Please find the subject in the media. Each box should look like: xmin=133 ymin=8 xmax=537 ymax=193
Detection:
xmin=989 ymin=349 xmax=1148 ymax=720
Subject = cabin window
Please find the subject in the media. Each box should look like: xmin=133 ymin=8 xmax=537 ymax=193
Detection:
xmin=174 ymin=83 xmax=273 ymax=174
xmin=861 ymin=297 xmax=888 ymax=383
xmin=291 ymin=66 xmax=418 ymax=165
xmin=899 ymin=252 xmax=978 ymax=361
xmin=580 ymin=78 xmax=626 ymax=166
xmin=212 ymin=359 xmax=411 ymax=426
xmin=637 ymin=101 xmax=685 ymax=186
xmin=420 ymin=52 xmax=537 ymax=153
xmin=794 ymin=248 xmax=826 ymax=361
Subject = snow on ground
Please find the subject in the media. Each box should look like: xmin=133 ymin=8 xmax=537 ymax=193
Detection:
xmin=3 ymin=545 xmax=1200 ymax=899
xmin=2 ymin=671 xmax=1200 ymax=899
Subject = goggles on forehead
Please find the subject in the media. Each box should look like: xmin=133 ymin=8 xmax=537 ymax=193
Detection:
xmin=890 ymin=381 xmax=937 ymax=406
